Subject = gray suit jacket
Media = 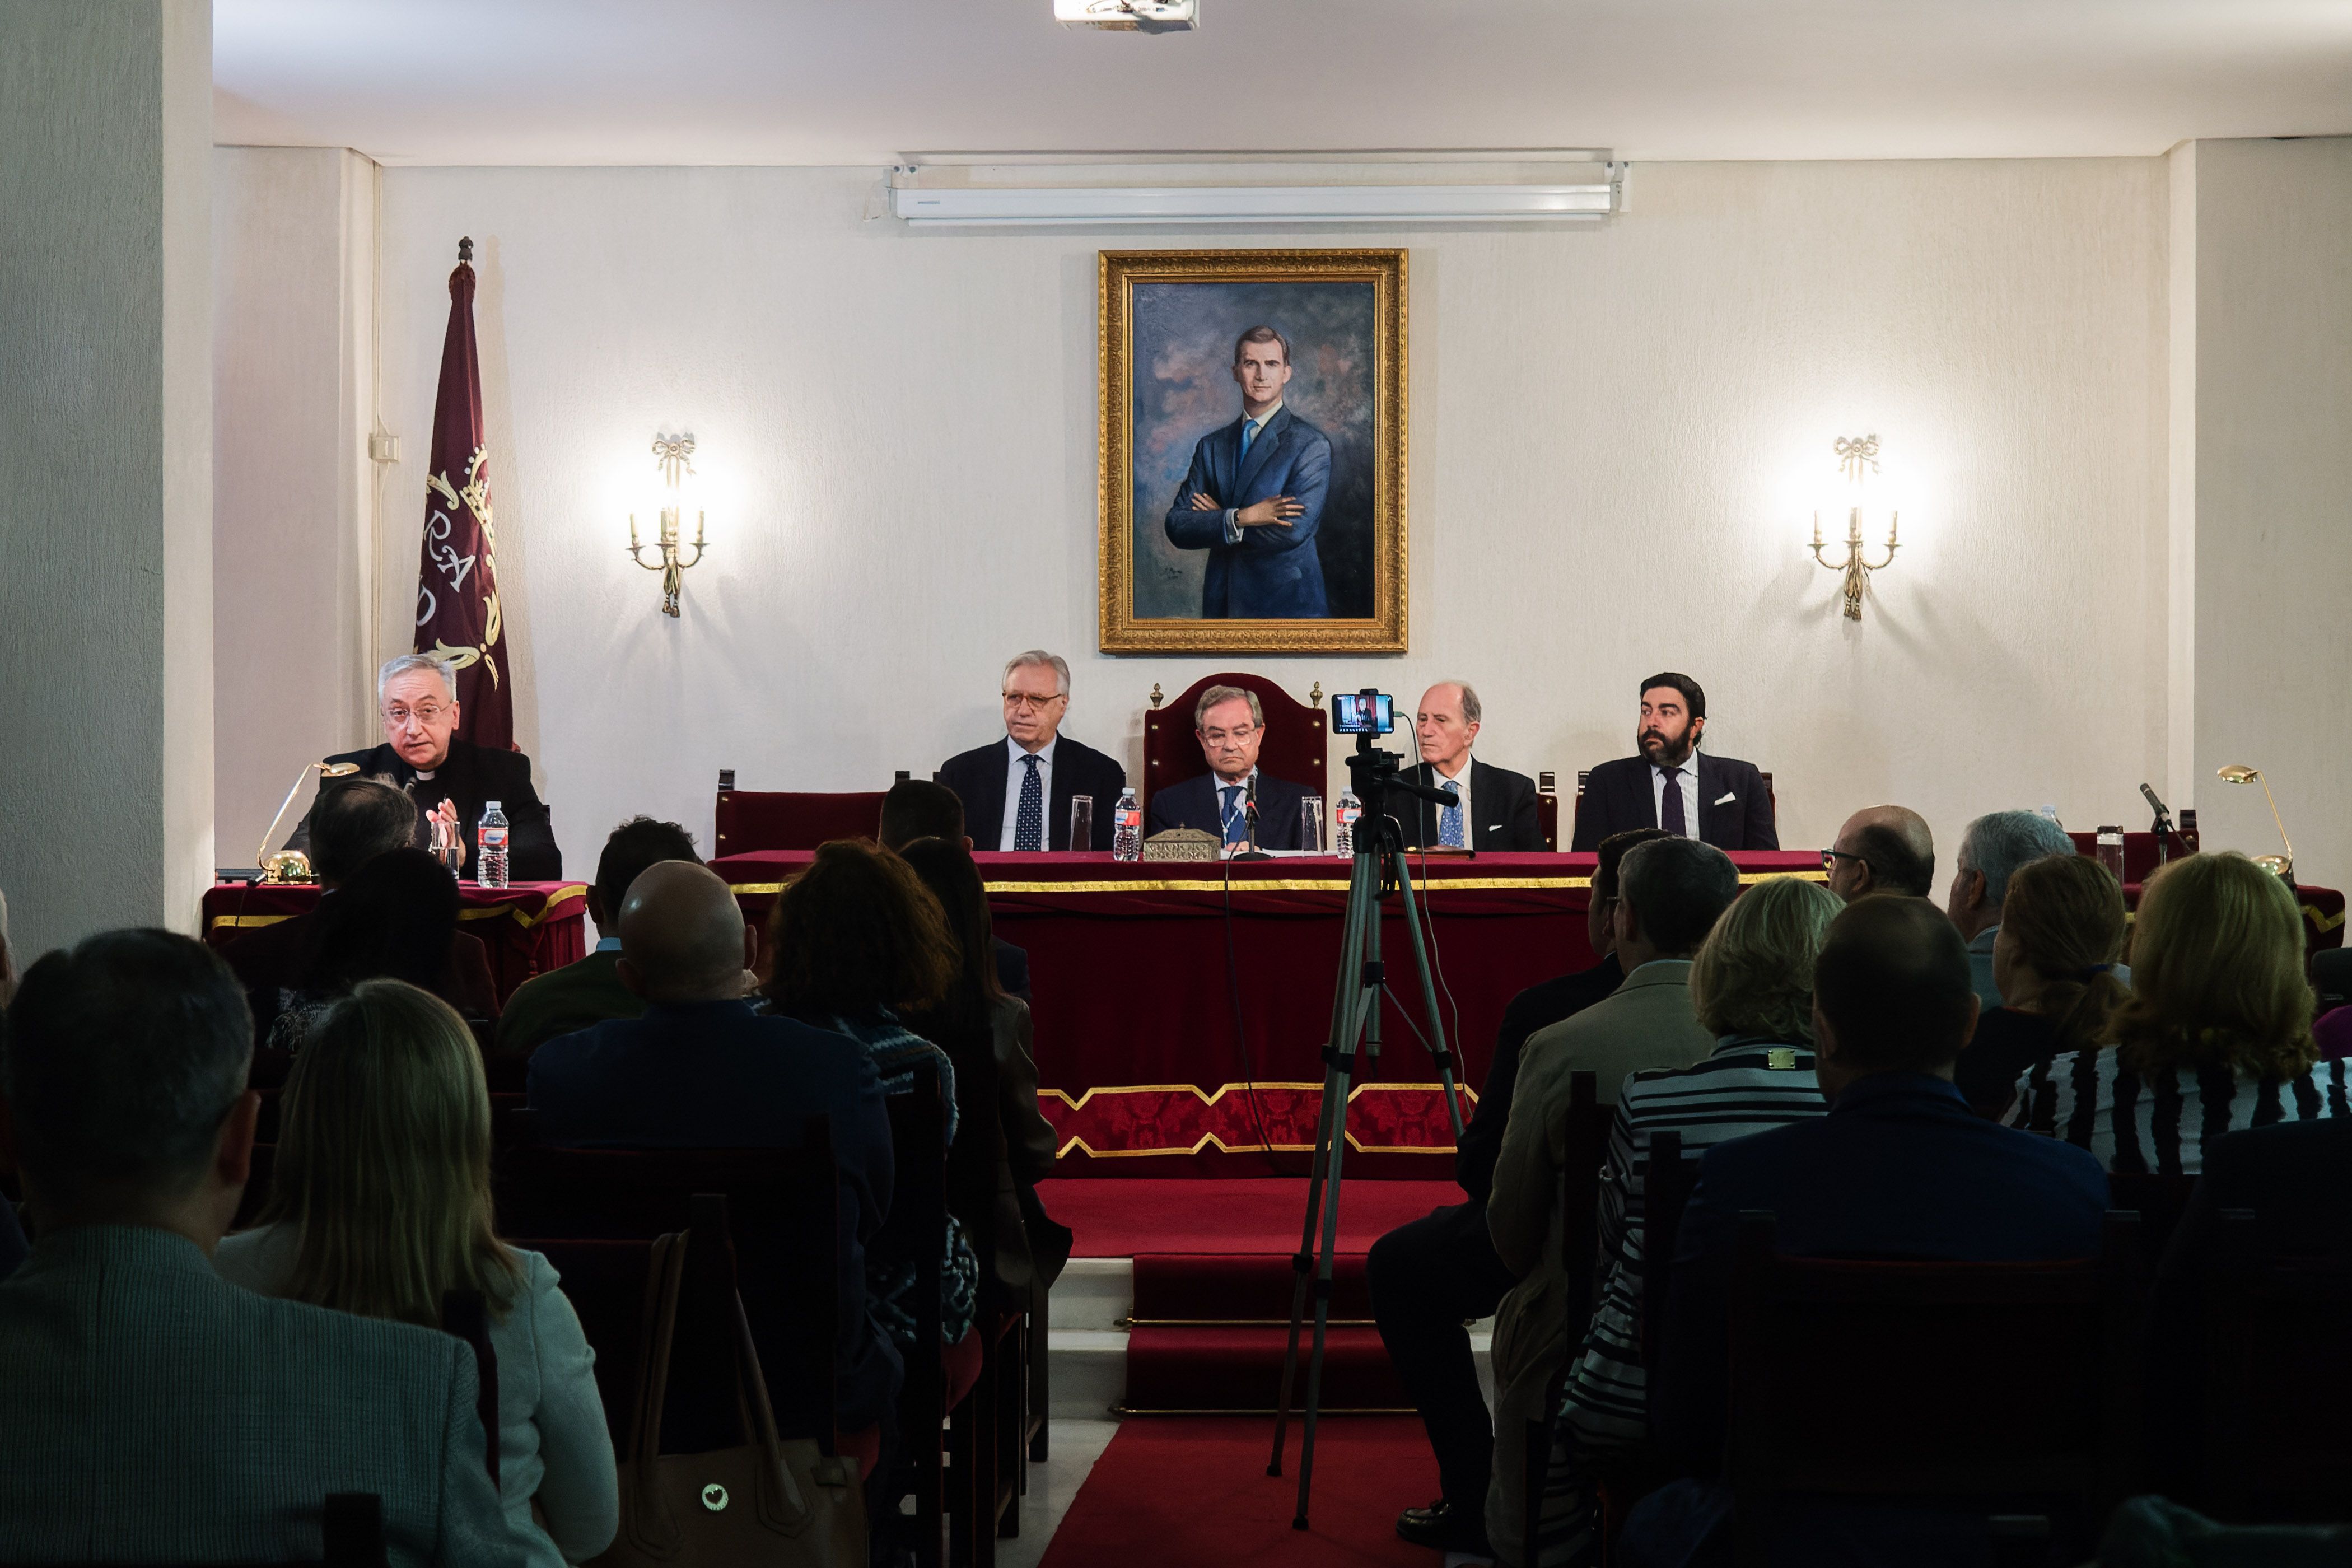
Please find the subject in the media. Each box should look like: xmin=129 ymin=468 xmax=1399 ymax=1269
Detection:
xmin=0 ymin=1225 xmax=517 ymax=1567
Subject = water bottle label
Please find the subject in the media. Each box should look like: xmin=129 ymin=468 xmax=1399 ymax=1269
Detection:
xmin=481 ymin=828 xmax=509 ymax=848
xmin=1118 ymin=809 xmax=1140 ymax=829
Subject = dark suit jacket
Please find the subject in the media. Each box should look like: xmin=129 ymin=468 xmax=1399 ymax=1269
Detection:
xmin=1146 ymin=770 xmax=1312 ymax=851
xmin=493 ymin=946 xmax=640 ymax=1060
xmin=1161 ymin=404 xmax=1332 ymax=618
xmin=221 ymin=908 xmax=500 ymax=1043
xmin=937 ymin=735 xmax=1127 ymax=852
xmin=992 ymin=937 xmax=1031 ymax=1004
xmin=1655 ymin=1072 xmax=2109 ymax=1474
xmin=1391 ymin=759 xmax=1547 ymax=853
xmin=1457 ymin=953 xmax=1624 ymax=1204
xmin=527 ymin=998 xmax=902 ymax=1427
xmin=1569 ymin=752 xmax=1777 ymax=852
xmin=287 ymin=738 xmax=563 ymax=881
xmin=2147 ymin=1118 xmax=2352 ymax=1497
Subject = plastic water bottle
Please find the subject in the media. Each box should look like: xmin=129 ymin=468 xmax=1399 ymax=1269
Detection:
xmin=2095 ymin=825 xmax=2126 ymax=881
xmin=1113 ymin=788 xmax=1142 ymax=862
xmin=478 ymin=801 xmax=510 ymax=888
xmin=2038 ymin=804 xmax=2064 ymax=830
xmin=1334 ymin=790 xmax=1362 ymax=856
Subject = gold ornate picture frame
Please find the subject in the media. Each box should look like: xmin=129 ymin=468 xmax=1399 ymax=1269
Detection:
xmin=1098 ymin=249 xmax=1407 ymax=654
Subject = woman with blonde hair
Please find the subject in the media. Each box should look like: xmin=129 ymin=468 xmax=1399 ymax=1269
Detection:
xmin=1515 ymin=876 xmax=1842 ymax=1568
xmin=215 ymin=979 xmax=617 ymax=1567
xmin=2010 ymin=852 xmax=2348 ymax=1170
xmin=1954 ymin=853 xmax=2129 ymax=1118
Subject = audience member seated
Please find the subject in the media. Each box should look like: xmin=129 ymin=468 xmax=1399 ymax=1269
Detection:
xmin=878 ymin=777 xmax=1032 ymax=1002
xmin=1372 ymin=826 xmax=1664 ymax=1558
xmin=217 ymin=979 xmax=617 ymax=1568
xmin=526 ymin=861 xmax=902 ymax=1436
xmin=1145 ymin=684 xmax=1313 ymax=850
xmin=762 ymin=840 xmax=983 ymax=1396
xmin=1944 ymin=809 xmax=2076 ymax=1007
xmin=1952 ymin=853 xmax=2129 ymax=1119
xmin=494 ymin=815 xmax=701 ymax=1061
xmin=1483 ymin=837 xmax=1739 ymax=1565
xmin=265 ymin=846 xmax=500 ymax=1051
xmin=227 ymin=781 xmax=497 ymax=1046
xmin=1522 ymin=876 xmax=1842 ymax=1568
xmin=2009 ymin=852 xmax=2349 ymax=1169
xmin=1637 ymin=897 xmax=2109 ymax=1565
xmin=0 ymin=931 xmax=512 ymax=1564
xmin=1821 ymin=804 xmax=1935 ymax=900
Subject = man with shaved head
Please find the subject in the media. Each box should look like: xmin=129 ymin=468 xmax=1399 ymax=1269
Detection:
xmin=1822 ymin=804 xmax=1936 ymax=901
xmin=1634 ymin=896 xmax=2107 ymax=1561
xmin=526 ymin=861 xmax=903 ymax=1435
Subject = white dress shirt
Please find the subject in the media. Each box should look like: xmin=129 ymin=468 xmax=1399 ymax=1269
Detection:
xmin=1431 ymin=754 xmax=1473 ymax=841
xmin=998 ymin=734 xmax=1058 ymax=851
xmin=1220 ymin=400 xmax=1285 ymax=544
xmin=1650 ymin=751 xmax=1700 ymax=837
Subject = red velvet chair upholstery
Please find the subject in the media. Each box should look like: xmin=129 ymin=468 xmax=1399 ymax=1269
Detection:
xmin=712 ymin=788 xmax=888 ymax=855
xmin=1141 ymin=673 xmax=1327 ymax=819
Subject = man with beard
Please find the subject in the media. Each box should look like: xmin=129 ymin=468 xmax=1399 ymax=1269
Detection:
xmin=1569 ymin=672 xmax=1777 ymax=851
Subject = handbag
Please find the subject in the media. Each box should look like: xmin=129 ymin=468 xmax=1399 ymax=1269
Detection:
xmin=591 ymin=1223 xmax=866 ymax=1567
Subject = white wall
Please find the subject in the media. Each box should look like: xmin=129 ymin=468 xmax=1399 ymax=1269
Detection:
xmin=338 ymin=159 xmax=2179 ymax=879
xmin=1 ymin=0 xmax=213 ymax=958
xmin=212 ymin=145 xmax=377 ymax=867
xmin=2187 ymin=137 xmax=2352 ymax=890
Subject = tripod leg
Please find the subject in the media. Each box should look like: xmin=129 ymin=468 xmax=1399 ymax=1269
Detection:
xmin=1270 ymin=848 xmax=1377 ymax=1477
xmin=1294 ymin=869 xmax=1379 ymax=1530
xmin=1388 ymin=848 xmax=1470 ymax=1144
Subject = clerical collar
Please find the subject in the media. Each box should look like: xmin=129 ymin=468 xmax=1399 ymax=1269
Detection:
xmin=413 ymin=768 xmax=437 ymax=782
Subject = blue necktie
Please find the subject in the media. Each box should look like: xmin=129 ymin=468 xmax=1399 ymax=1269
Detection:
xmin=1659 ymin=766 xmax=1687 ymax=836
xmin=1240 ymin=418 xmax=1261 ymax=462
xmin=1015 ymin=754 xmax=1044 ymax=851
xmin=1439 ymin=778 xmax=1464 ymax=847
xmin=1220 ymin=783 xmax=1246 ymax=844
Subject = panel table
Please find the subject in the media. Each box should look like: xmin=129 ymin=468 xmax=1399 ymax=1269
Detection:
xmin=201 ymin=879 xmax=589 ymax=1007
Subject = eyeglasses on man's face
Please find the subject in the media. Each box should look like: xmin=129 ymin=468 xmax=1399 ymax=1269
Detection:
xmin=1819 ymin=847 xmax=1865 ymax=871
xmin=1001 ymin=691 xmax=1066 ymax=713
xmin=383 ymin=703 xmax=452 ymax=727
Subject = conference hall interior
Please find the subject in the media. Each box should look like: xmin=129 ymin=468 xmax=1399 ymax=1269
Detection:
xmin=8 ymin=3 xmax=2352 ymax=1566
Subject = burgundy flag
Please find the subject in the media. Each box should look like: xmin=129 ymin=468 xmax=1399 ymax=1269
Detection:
xmin=412 ymin=236 xmax=511 ymax=750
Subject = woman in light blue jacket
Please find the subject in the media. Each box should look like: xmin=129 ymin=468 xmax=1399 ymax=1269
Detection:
xmin=217 ymin=979 xmax=617 ymax=1567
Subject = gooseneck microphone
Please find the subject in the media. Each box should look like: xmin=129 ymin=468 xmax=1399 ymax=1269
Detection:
xmin=1235 ymin=772 xmax=1273 ymax=862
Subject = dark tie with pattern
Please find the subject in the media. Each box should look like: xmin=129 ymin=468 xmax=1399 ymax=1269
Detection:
xmin=1221 ymin=784 xmax=1246 ymax=844
xmin=1015 ymin=753 xmax=1044 ymax=851
xmin=1659 ymin=766 xmax=1687 ymax=836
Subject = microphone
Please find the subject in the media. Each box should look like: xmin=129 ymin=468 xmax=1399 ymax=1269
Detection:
xmin=2141 ymin=782 xmax=2178 ymax=864
xmin=254 ymin=759 xmax=361 ymax=876
xmin=1235 ymin=772 xmax=1274 ymax=862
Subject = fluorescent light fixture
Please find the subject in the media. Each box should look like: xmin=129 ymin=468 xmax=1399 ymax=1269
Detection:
xmin=889 ymin=156 xmax=1623 ymax=227
xmin=1054 ymin=0 xmax=1197 ymax=30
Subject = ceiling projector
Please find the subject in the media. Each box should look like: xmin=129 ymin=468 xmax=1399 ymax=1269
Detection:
xmin=1054 ymin=0 xmax=1197 ymax=32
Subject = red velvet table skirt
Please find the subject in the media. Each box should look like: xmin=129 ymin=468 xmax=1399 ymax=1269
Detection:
xmin=716 ymin=851 xmax=1822 ymax=1174
xmin=201 ymin=880 xmax=590 ymax=1006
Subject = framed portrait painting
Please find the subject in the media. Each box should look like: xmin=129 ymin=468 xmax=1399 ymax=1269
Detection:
xmin=1098 ymin=249 xmax=1407 ymax=654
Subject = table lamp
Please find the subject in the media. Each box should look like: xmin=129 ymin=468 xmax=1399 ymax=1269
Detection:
xmin=2215 ymin=763 xmax=2293 ymax=881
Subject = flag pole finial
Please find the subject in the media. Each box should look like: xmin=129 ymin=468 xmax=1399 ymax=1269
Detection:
xmin=458 ymin=236 xmax=473 ymax=263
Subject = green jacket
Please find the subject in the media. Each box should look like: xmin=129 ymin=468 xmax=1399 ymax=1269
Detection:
xmin=495 ymin=948 xmax=641 ymax=1060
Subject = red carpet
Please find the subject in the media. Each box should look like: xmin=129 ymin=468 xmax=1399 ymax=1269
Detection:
xmin=1038 ymin=1416 xmax=1437 ymax=1568
xmin=1046 ymin=1176 xmax=1459 ymax=1257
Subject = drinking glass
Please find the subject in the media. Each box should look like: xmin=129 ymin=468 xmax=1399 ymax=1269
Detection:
xmin=1299 ymin=795 xmax=1327 ymax=855
xmin=1067 ymin=795 xmax=1094 ymax=853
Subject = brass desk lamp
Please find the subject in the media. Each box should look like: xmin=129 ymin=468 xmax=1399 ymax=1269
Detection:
xmin=254 ymin=760 xmax=362 ymax=883
xmin=2215 ymin=764 xmax=2293 ymax=881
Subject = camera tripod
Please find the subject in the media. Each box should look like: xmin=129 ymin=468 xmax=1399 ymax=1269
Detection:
xmin=1267 ymin=739 xmax=1470 ymax=1529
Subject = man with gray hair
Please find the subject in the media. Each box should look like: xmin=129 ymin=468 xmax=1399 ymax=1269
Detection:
xmin=1145 ymin=683 xmax=1315 ymax=849
xmin=937 ymin=650 xmax=1126 ymax=851
xmin=286 ymin=651 xmax=562 ymax=880
xmin=1396 ymin=680 xmax=1546 ymax=851
xmin=0 ymin=931 xmax=515 ymax=1562
xmin=1947 ymin=809 xmax=2080 ymax=1006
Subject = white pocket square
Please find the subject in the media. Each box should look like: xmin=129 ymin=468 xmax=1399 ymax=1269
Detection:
xmin=1713 ymin=791 xmax=1737 ymax=806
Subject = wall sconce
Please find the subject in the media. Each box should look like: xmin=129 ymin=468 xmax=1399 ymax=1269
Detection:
xmin=628 ymin=432 xmax=707 ymax=618
xmin=1809 ymin=433 xmax=1899 ymax=621
xmin=2216 ymin=763 xmax=2294 ymax=881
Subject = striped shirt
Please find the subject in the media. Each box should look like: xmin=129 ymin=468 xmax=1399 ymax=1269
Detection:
xmin=1557 ymin=1034 xmax=1828 ymax=1449
xmin=2007 ymin=1049 xmax=2352 ymax=1174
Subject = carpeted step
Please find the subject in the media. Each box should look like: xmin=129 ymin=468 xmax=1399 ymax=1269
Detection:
xmin=1131 ymin=1252 xmax=1375 ymax=1324
xmin=1123 ymin=1324 xmax=1409 ymax=1413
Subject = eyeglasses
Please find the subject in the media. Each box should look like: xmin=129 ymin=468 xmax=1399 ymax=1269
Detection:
xmin=1001 ymin=692 xmax=1066 ymax=711
xmin=383 ymin=703 xmax=452 ymax=727
xmin=1819 ymin=848 xmax=1865 ymax=871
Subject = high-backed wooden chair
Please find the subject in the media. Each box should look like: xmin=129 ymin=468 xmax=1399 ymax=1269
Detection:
xmin=2106 ymin=1172 xmax=2199 ymax=1259
xmin=1141 ymin=674 xmax=1326 ymax=817
xmin=1725 ymin=1210 xmax=2143 ymax=1565
xmin=1638 ymin=1130 xmax=1700 ymax=1375
xmin=1523 ymin=1071 xmax=1608 ymax=1560
xmin=713 ymin=778 xmax=890 ymax=855
xmin=2201 ymin=1211 xmax=2352 ymax=1522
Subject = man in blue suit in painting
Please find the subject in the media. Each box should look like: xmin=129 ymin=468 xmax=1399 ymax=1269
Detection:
xmin=1163 ymin=324 xmax=1332 ymax=618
